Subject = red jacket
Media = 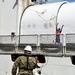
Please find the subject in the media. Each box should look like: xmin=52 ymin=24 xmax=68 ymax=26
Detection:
xmin=56 ymin=30 xmax=61 ymax=35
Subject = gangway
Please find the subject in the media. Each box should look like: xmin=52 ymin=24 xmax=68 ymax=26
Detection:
xmin=0 ymin=34 xmax=75 ymax=56
xmin=0 ymin=34 xmax=63 ymax=56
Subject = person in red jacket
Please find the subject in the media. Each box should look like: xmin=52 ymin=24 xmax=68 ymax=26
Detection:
xmin=56 ymin=23 xmax=64 ymax=43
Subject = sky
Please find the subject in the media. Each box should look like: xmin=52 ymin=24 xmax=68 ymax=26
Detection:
xmin=48 ymin=0 xmax=75 ymax=3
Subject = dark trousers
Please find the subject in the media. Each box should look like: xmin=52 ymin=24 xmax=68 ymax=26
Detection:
xmin=56 ymin=35 xmax=60 ymax=43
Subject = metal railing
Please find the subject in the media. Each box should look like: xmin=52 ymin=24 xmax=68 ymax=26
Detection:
xmin=0 ymin=34 xmax=64 ymax=45
xmin=65 ymin=33 xmax=75 ymax=56
xmin=0 ymin=34 xmax=75 ymax=56
xmin=0 ymin=34 xmax=63 ymax=56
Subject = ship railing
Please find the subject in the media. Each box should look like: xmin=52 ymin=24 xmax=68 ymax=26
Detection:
xmin=0 ymin=34 xmax=75 ymax=57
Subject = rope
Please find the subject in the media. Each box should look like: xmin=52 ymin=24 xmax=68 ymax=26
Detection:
xmin=28 ymin=8 xmax=56 ymax=22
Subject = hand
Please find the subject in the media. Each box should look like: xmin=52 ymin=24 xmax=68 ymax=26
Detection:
xmin=57 ymin=23 xmax=59 ymax=24
xmin=56 ymin=23 xmax=59 ymax=25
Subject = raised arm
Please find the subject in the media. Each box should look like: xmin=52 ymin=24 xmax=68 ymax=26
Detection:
xmin=61 ymin=25 xmax=64 ymax=31
xmin=56 ymin=23 xmax=59 ymax=30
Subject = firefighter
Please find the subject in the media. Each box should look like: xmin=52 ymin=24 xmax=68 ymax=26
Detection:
xmin=11 ymin=45 xmax=37 ymax=75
